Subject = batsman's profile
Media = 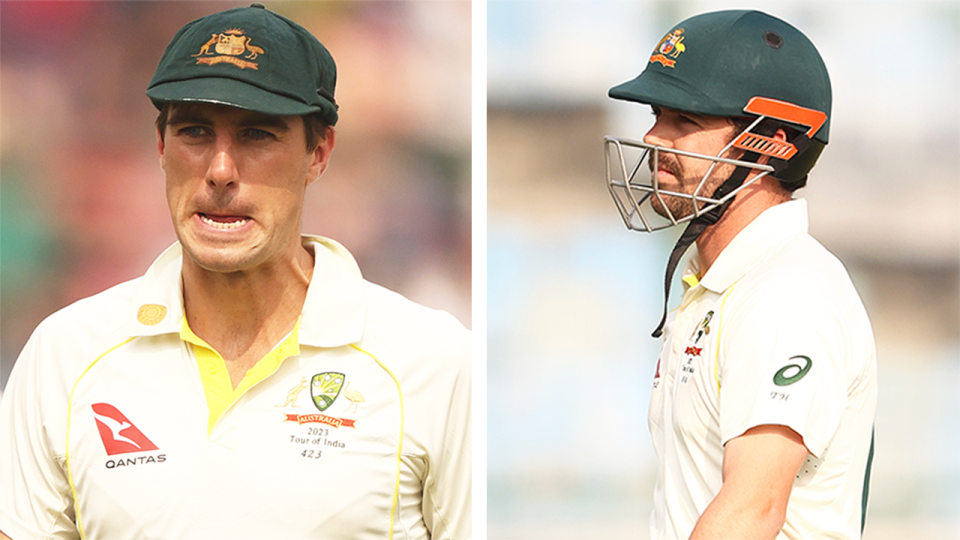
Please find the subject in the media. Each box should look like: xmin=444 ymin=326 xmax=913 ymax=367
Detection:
xmin=0 ymin=4 xmax=470 ymax=539
xmin=604 ymin=10 xmax=877 ymax=540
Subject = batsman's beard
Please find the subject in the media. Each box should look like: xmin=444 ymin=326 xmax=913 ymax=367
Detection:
xmin=649 ymin=156 xmax=695 ymax=219
xmin=649 ymin=153 xmax=739 ymax=221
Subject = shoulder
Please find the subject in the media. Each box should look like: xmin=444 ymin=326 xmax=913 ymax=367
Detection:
xmin=10 ymin=277 xmax=145 ymax=400
xmin=25 ymin=277 xmax=142 ymax=365
xmin=737 ymin=233 xmax=861 ymax=308
xmin=40 ymin=278 xmax=140 ymax=335
xmin=722 ymin=233 xmax=873 ymax=348
xmin=359 ymin=281 xmax=471 ymax=377
xmin=33 ymin=243 xmax=184 ymax=344
xmin=302 ymin=234 xmax=470 ymax=378
xmin=362 ymin=281 xmax=470 ymax=348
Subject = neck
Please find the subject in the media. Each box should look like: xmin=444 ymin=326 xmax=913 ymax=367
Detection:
xmin=695 ymin=176 xmax=791 ymax=275
xmin=181 ymin=243 xmax=314 ymax=366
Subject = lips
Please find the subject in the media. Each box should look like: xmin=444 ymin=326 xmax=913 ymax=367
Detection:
xmin=651 ymin=159 xmax=680 ymax=176
xmin=198 ymin=213 xmax=250 ymax=230
xmin=650 ymin=158 xmax=682 ymax=186
xmin=650 ymin=166 xmax=677 ymax=186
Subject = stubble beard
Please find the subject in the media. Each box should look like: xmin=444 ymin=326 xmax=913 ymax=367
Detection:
xmin=649 ymin=154 xmax=697 ymax=221
xmin=648 ymin=154 xmax=735 ymax=222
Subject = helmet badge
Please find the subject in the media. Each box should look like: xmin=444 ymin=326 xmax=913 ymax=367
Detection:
xmin=650 ymin=28 xmax=686 ymax=68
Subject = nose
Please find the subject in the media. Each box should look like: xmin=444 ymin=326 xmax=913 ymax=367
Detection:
xmin=643 ymin=120 xmax=672 ymax=148
xmin=206 ymin=141 xmax=239 ymax=189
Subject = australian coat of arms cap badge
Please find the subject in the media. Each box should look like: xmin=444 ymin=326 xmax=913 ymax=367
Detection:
xmin=192 ymin=28 xmax=265 ymax=70
xmin=649 ymin=28 xmax=686 ymax=68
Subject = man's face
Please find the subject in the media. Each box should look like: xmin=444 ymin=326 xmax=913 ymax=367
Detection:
xmin=643 ymin=107 xmax=740 ymax=220
xmin=158 ymin=103 xmax=333 ymax=274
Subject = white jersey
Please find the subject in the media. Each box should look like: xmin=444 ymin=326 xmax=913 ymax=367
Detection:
xmin=0 ymin=236 xmax=471 ymax=540
xmin=649 ymin=200 xmax=877 ymax=540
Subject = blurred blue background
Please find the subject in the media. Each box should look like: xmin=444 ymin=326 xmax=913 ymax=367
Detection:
xmin=488 ymin=1 xmax=960 ymax=538
xmin=0 ymin=1 xmax=472 ymax=389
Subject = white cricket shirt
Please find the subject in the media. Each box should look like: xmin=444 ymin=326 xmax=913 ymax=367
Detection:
xmin=0 ymin=236 xmax=471 ymax=540
xmin=649 ymin=200 xmax=877 ymax=540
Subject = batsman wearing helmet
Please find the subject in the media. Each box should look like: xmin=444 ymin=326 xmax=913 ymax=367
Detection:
xmin=604 ymin=10 xmax=877 ymax=540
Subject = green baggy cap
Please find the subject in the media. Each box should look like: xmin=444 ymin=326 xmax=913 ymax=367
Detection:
xmin=147 ymin=3 xmax=339 ymax=125
xmin=609 ymin=10 xmax=830 ymax=144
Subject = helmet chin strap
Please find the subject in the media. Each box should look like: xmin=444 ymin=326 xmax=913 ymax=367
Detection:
xmin=651 ymin=153 xmax=760 ymax=338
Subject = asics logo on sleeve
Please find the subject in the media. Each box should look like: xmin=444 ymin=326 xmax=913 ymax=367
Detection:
xmin=92 ymin=403 xmax=159 ymax=455
xmin=773 ymin=355 xmax=813 ymax=386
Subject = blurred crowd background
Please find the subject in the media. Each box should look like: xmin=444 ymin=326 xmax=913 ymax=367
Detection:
xmin=488 ymin=0 xmax=959 ymax=539
xmin=0 ymin=1 xmax=472 ymax=389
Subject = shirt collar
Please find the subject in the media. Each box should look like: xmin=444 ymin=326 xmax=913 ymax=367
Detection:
xmin=298 ymin=235 xmax=366 ymax=347
xmin=124 ymin=235 xmax=366 ymax=348
xmin=124 ymin=242 xmax=185 ymax=337
xmin=687 ymin=198 xmax=809 ymax=293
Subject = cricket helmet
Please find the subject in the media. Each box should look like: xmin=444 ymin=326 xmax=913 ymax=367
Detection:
xmin=605 ymin=9 xmax=831 ymax=233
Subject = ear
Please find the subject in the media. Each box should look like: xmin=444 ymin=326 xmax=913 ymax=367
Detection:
xmin=754 ymin=128 xmax=789 ymax=167
xmin=306 ymin=127 xmax=336 ymax=186
xmin=157 ymin=128 xmax=167 ymax=171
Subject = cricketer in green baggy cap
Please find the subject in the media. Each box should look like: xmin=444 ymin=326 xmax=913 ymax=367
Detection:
xmin=147 ymin=3 xmax=339 ymax=125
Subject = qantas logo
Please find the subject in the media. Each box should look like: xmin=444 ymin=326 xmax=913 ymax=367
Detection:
xmin=92 ymin=403 xmax=159 ymax=455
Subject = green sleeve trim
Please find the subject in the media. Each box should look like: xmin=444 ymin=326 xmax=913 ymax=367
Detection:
xmin=861 ymin=428 xmax=875 ymax=534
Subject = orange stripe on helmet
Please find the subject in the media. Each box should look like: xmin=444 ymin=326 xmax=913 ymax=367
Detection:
xmin=733 ymin=97 xmax=828 ymax=160
xmin=743 ymin=96 xmax=827 ymax=138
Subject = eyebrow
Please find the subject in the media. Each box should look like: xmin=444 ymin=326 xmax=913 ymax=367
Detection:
xmin=167 ymin=106 xmax=291 ymax=132
xmin=652 ymin=106 xmax=717 ymax=124
xmin=167 ymin=108 xmax=213 ymax=127
xmin=239 ymin=114 xmax=290 ymax=131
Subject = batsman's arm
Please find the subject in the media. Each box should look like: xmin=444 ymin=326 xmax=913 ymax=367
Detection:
xmin=690 ymin=424 xmax=807 ymax=540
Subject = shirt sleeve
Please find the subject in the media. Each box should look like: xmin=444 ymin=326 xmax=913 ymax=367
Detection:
xmin=0 ymin=325 xmax=80 ymax=540
xmin=717 ymin=287 xmax=849 ymax=458
xmin=420 ymin=325 xmax=472 ymax=540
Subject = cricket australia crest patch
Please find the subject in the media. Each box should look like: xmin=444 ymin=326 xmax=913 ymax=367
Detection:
xmin=310 ymin=372 xmax=344 ymax=412
xmin=281 ymin=372 xmax=357 ymax=429
xmin=192 ymin=28 xmax=265 ymax=70
xmin=650 ymin=28 xmax=686 ymax=68
xmin=689 ymin=310 xmax=714 ymax=345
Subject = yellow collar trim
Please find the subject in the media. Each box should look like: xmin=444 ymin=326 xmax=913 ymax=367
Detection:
xmin=681 ymin=273 xmax=701 ymax=289
xmin=181 ymin=317 xmax=302 ymax=434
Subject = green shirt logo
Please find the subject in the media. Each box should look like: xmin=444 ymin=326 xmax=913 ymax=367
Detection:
xmin=773 ymin=355 xmax=812 ymax=386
